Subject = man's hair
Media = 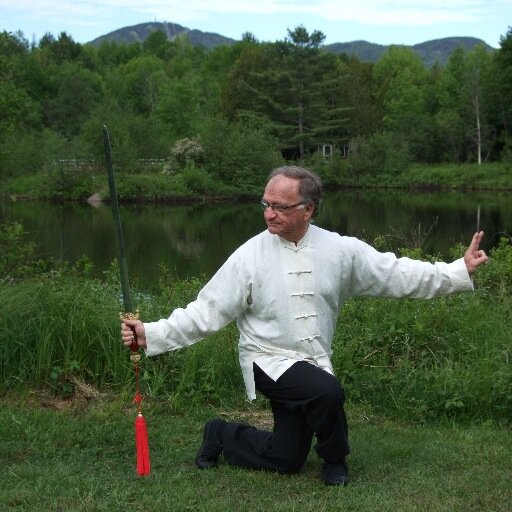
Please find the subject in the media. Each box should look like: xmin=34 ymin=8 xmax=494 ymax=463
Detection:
xmin=268 ymin=166 xmax=322 ymax=217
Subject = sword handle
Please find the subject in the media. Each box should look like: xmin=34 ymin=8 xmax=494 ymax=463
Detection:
xmin=120 ymin=311 xmax=140 ymax=353
xmin=129 ymin=326 xmax=138 ymax=353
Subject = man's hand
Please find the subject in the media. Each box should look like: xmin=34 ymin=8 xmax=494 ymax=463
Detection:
xmin=121 ymin=318 xmax=147 ymax=348
xmin=464 ymin=231 xmax=489 ymax=274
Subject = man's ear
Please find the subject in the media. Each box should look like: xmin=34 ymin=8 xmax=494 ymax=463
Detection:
xmin=304 ymin=202 xmax=315 ymax=220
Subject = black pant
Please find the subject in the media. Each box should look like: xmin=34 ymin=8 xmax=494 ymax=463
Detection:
xmin=222 ymin=361 xmax=350 ymax=473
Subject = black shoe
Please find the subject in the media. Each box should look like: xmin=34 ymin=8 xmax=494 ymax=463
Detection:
xmin=195 ymin=419 xmax=226 ymax=469
xmin=322 ymin=461 xmax=349 ymax=486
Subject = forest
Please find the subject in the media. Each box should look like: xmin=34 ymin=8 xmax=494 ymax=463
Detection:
xmin=1 ymin=25 xmax=512 ymax=192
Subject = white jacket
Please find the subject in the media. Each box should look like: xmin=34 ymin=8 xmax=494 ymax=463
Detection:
xmin=144 ymin=225 xmax=473 ymax=399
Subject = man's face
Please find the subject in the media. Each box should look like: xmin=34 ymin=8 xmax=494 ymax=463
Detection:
xmin=262 ymin=175 xmax=314 ymax=243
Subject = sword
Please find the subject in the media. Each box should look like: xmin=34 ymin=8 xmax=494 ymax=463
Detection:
xmin=102 ymin=125 xmax=138 ymax=351
xmin=103 ymin=124 xmax=150 ymax=476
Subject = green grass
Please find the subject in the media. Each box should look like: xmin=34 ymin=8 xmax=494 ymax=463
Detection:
xmin=396 ymin=162 xmax=512 ymax=190
xmin=1 ymin=397 xmax=510 ymax=511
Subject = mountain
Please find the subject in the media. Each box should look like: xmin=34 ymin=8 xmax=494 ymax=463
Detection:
xmin=88 ymin=22 xmax=494 ymax=66
xmin=412 ymin=37 xmax=493 ymax=66
xmin=324 ymin=37 xmax=494 ymax=66
xmin=89 ymin=21 xmax=236 ymax=50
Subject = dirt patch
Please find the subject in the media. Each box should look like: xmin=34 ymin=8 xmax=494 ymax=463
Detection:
xmin=217 ymin=408 xmax=274 ymax=430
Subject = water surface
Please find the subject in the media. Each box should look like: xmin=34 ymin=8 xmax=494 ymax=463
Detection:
xmin=2 ymin=189 xmax=510 ymax=290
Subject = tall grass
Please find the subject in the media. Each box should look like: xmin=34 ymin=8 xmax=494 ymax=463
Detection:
xmin=0 ymin=274 xmax=132 ymax=392
xmin=1 ymin=231 xmax=510 ymax=423
xmin=333 ymin=292 xmax=511 ymax=422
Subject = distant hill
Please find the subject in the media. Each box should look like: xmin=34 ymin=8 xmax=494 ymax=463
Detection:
xmin=89 ymin=21 xmax=237 ymax=50
xmin=88 ymin=22 xmax=494 ymax=66
xmin=412 ymin=37 xmax=493 ymax=66
xmin=325 ymin=37 xmax=494 ymax=66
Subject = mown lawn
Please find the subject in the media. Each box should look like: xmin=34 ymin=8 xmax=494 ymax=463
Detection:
xmin=2 ymin=396 xmax=510 ymax=512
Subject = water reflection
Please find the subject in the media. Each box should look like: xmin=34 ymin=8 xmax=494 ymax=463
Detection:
xmin=1 ymin=190 xmax=510 ymax=290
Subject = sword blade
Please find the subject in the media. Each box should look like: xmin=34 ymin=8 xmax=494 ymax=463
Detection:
xmin=103 ymin=124 xmax=133 ymax=314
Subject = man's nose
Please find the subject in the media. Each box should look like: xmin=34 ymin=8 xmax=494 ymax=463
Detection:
xmin=264 ymin=207 xmax=277 ymax=219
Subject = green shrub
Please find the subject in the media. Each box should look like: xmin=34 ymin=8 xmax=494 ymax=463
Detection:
xmin=201 ymin=117 xmax=284 ymax=191
xmin=173 ymin=162 xmax=224 ymax=196
xmin=0 ymin=221 xmax=35 ymax=279
xmin=348 ymin=132 xmax=411 ymax=177
xmin=44 ymin=164 xmax=95 ymax=200
xmin=0 ymin=129 xmax=67 ymax=177
xmin=474 ymin=235 xmax=512 ymax=298
xmin=305 ymin=150 xmax=354 ymax=187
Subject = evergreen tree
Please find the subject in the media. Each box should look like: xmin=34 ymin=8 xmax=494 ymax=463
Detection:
xmin=223 ymin=26 xmax=350 ymax=160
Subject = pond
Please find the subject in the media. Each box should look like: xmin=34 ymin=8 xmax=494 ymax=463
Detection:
xmin=1 ymin=189 xmax=511 ymax=291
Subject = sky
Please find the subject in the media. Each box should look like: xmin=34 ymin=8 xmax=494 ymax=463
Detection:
xmin=1 ymin=0 xmax=511 ymax=49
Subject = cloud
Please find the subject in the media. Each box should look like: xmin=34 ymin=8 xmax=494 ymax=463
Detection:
xmin=0 ymin=0 xmax=495 ymax=27
xmin=115 ymin=0 xmax=488 ymax=25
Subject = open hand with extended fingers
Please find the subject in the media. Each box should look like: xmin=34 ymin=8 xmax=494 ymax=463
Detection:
xmin=464 ymin=231 xmax=489 ymax=274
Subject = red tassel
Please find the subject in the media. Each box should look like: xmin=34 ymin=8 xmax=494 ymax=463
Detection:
xmin=135 ymin=413 xmax=151 ymax=476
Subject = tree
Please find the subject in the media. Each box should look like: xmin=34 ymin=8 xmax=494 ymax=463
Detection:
xmin=0 ymin=80 xmax=41 ymax=143
xmin=166 ymin=36 xmax=206 ymax=79
xmin=283 ymin=27 xmax=325 ymax=159
xmin=96 ymin=40 xmax=142 ymax=68
xmin=434 ymin=46 xmax=494 ymax=163
xmin=373 ymin=46 xmax=430 ymax=160
xmin=465 ymin=45 xmax=494 ymax=163
xmin=155 ymin=78 xmax=203 ymax=139
xmin=80 ymin=100 xmax=168 ymax=170
xmin=492 ymin=27 xmax=512 ymax=157
xmin=112 ymin=55 xmax=169 ymax=114
xmin=46 ymin=64 xmax=104 ymax=138
xmin=143 ymin=30 xmax=171 ymax=59
xmin=200 ymin=116 xmax=284 ymax=188
xmin=39 ymin=32 xmax=83 ymax=64
xmin=309 ymin=56 xmax=351 ymax=151
xmin=434 ymin=48 xmax=471 ymax=162
xmin=287 ymin=25 xmax=325 ymax=49
xmin=0 ymin=31 xmax=43 ymax=140
xmin=223 ymin=27 xmax=350 ymax=160
xmin=0 ymin=30 xmax=29 ymax=57
xmin=337 ymin=56 xmax=380 ymax=138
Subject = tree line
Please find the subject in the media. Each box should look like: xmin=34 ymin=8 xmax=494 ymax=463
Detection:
xmin=1 ymin=26 xmax=512 ymax=189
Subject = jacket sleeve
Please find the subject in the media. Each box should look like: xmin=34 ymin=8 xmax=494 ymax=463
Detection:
xmin=143 ymin=251 xmax=248 ymax=356
xmin=347 ymin=239 xmax=473 ymax=299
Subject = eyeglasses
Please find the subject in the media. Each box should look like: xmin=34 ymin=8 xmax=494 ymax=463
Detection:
xmin=259 ymin=200 xmax=307 ymax=214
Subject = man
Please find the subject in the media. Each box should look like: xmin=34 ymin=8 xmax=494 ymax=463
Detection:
xmin=121 ymin=166 xmax=488 ymax=486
